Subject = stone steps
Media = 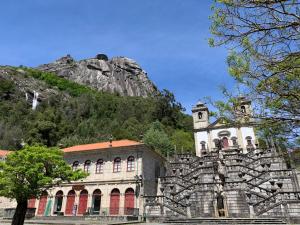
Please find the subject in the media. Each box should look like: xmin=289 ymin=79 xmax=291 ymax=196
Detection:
xmin=164 ymin=218 xmax=286 ymax=224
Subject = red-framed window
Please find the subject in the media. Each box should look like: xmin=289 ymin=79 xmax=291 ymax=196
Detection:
xmin=84 ymin=160 xmax=91 ymax=173
xmin=127 ymin=156 xmax=135 ymax=172
xmin=72 ymin=161 xmax=79 ymax=171
xmin=96 ymin=159 xmax=104 ymax=174
xmin=113 ymin=157 xmax=121 ymax=173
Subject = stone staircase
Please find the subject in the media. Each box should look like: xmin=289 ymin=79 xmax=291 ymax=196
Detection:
xmin=146 ymin=147 xmax=300 ymax=220
xmin=164 ymin=217 xmax=286 ymax=224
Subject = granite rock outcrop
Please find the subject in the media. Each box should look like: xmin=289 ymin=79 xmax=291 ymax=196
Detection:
xmin=37 ymin=54 xmax=158 ymax=97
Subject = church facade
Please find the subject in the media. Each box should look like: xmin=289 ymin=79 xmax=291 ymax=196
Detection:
xmin=193 ymin=97 xmax=256 ymax=156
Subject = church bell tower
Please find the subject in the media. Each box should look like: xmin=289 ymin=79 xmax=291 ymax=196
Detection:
xmin=192 ymin=101 xmax=209 ymax=130
xmin=234 ymin=97 xmax=254 ymax=123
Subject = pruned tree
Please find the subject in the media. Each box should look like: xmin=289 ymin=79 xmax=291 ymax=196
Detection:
xmin=209 ymin=0 xmax=300 ymax=140
xmin=0 ymin=145 xmax=87 ymax=225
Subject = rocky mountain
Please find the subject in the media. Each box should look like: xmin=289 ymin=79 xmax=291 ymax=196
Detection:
xmin=37 ymin=54 xmax=158 ymax=97
xmin=0 ymin=64 xmax=193 ymax=152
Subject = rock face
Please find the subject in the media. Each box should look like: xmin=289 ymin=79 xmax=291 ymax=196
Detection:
xmin=0 ymin=67 xmax=63 ymax=101
xmin=37 ymin=54 xmax=158 ymax=97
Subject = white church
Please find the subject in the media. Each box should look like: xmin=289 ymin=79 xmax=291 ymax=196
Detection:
xmin=192 ymin=97 xmax=257 ymax=156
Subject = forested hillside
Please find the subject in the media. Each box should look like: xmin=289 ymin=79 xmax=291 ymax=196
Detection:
xmin=0 ymin=66 xmax=194 ymax=155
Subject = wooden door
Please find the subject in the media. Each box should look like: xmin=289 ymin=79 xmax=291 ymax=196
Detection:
xmin=124 ymin=188 xmax=134 ymax=215
xmin=222 ymin=137 xmax=229 ymax=149
xmin=28 ymin=197 xmax=36 ymax=208
xmin=110 ymin=189 xmax=120 ymax=215
xmin=37 ymin=192 xmax=48 ymax=215
xmin=65 ymin=190 xmax=75 ymax=215
xmin=78 ymin=190 xmax=88 ymax=215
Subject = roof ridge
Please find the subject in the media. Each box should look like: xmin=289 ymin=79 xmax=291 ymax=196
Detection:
xmin=63 ymin=139 xmax=142 ymax=153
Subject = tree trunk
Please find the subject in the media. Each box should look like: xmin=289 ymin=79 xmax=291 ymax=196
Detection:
xmin=12 ymin=200 xmax=27 ymax=225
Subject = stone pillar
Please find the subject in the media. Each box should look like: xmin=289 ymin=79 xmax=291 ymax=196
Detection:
xmin=207 ymin=130 xmax=212 ymax=152
xmin=103 ymin=184 xmax=110 ymax=215
xmin=60 ymin=193 xmax=66 ymax=215
xmin=186 ymin=206 xmax=192 ymax=218
xmin=74 ymin=190 xmax=80 ymax=216
xmin=237 ymin=127 xmax=244 ymax=153
xmin=87 ymin=193 xmax=93 ymax=214
xmin=120 ymin=192 xmax=125 ymax=215
xmin=249 ymin=205 xmax=255 ymax=218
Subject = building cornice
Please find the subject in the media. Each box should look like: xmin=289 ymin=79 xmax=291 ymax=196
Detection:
xmin=194 ymin=122 xmax=256 ymax=132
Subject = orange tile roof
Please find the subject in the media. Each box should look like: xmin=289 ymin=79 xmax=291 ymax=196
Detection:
xmin=63 ymin=139 xmax=142 ymax=153
xmin=0 ymin=150 xmax=11 ymax=157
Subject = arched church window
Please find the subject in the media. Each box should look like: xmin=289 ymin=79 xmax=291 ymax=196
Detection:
xmin=214 ymin=139 xmax=221 ymax=150
xmin=231 ymin=137 xmax=238 ymax=146
xmin=246 ymin=136 xmax=253 ymax=146
xmin=241 ymin=105 xmax=246 ymax=113
xmin=198 ymin=112 xmax=202 ymax=119
xmin=200 ymin=141 xmax=206 ymax=150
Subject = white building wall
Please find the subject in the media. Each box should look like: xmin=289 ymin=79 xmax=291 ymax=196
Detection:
xmin=240 ymin=127 xmax=256 ymax=149
xmin=210 ymin=128 xmax=238 ymax=140
xmin=195 ymin=131 xmax=208 ymax=156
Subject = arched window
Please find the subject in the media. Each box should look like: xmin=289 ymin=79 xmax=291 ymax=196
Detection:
xmin=127 ymin=156 xmax=135 ymax=172
xmin=231 ymin=137 xmax=238 ymax=146
xmin=65 ymin=190 xmax=75 ymax=215
xmin=124 ymin=188 xmax=135 ymax=215
xmin=113 ymin=157 xmax=121 ymax=173
xmin=78 ymin=190 xmax=88 ymax=215
xmin=246 ymin=136 xmax=253 ymax=146
xmin=241 ymin=105 xmax=246 ymax=113
xmin=198 ymin=112 xmax=202 ymax=119
xmin=200 ymin=141 xmax=206 ymax=150
xmin=110 ymin=188 xmax=120 ymax=215
xmin=54 ymin=191 xmax=63 ymax=213
xmin=96 ymin=159 xmax=104 ymax=174
xmin=92 ymin=189 xmax=102 ymax=213
xmin=84 ymin=160 xmax=91 ymax=173
xmin=72 ymin=161 xmax=79 ymax=171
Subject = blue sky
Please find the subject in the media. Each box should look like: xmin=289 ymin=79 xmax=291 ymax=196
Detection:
xmin=0 ymin=0 xmax=234 ymax=113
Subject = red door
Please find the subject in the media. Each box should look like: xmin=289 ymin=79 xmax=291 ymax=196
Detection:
xmin=65 ymin=190 xmax=75 ymax=215
xmin=78 ymin=190 xmax=88 ymax=215
xmin=110 ymin=189 xmax=120 ymax=215
xmin=124 ymin=188 xmax=135 ymax=215
xmin=222 ymin=137 xmax=229 ymax=149
xmin=37 ymin=192 xmax=48 ymax=215
xmin=28 ymin=197 xmax=36 ymax=208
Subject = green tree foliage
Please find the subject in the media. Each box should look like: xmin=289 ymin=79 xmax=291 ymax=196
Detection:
xmin=209 ymin=0 xmax=300 ymax=141
xmin=0 ymin=145 xmax=86 ymax=225
xmin=143 ymin=121 xmax=174 ymax=156
xmin=0 ymin=68 xmax=194 ymax=156
xmin=0 ymin=79 xmax=15 ymax=99
xmin=171 ymin=129 xmax=195 ymax=153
